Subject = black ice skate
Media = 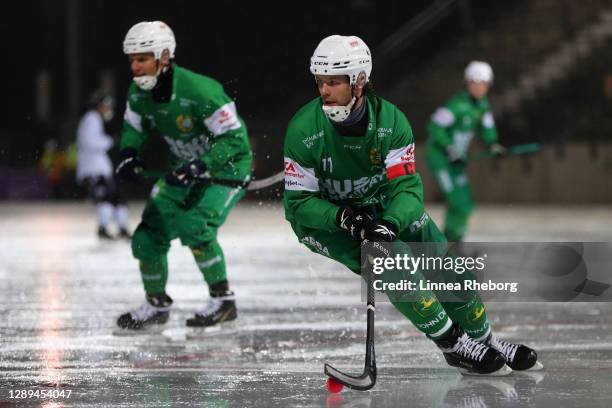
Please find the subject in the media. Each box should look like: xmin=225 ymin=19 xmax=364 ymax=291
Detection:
xmin=433 ymin=323 xmax=512 ymax=376
xmin=98 ymin=226 xmax=115 ymax=240
xmin=118 ymin=228 xmax=132 ymax=240
xmin=115 ymin=293 xmax=172 ymax=334
xmin=186 ymin=291 xmax=237 ymax=327
xmin=483 ymin=333 xmax=543 ymax=371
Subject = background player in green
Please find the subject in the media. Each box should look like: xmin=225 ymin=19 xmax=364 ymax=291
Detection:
xmin=425 ymin=61 xmax=506 ymax=242
xmin=115 ymin=21 xmax=252 ymax=332
xmin=284 ymin=35 xmax=541 ymax=374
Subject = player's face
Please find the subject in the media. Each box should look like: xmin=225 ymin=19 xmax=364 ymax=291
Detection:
xmin=128 ymin=53 xmax=158 ymax=77
xmin=315 ymin=75 xmax=352 ymax=106
xmin=467 ymin=81 xmax=490 ymax=99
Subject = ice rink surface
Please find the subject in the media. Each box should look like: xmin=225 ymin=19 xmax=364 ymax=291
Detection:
xmin=1 ymin=202 xmax=612 ymax=407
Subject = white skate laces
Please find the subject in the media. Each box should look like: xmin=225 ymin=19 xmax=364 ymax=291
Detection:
xmin=195 ymin=294 xmax=235 ymax=318
xmin=452 ymin=333 xmax=489 ymax=362
xmin=130 ymin=302 xmax=170 ymax=321
xmin=487 ymin=334 xmax=519 ymax=363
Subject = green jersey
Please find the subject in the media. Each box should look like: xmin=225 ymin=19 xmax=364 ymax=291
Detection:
xmin=283 ymin=94 xmax=427 ymax=237
xmin=426 ymin=90 xmax=498 ymax=163
xmin=120 ymin=65 xmax=252 ymax=181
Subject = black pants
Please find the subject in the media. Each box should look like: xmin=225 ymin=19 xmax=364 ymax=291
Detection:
xmin=81 ymin=175 xmax=125 ymax=206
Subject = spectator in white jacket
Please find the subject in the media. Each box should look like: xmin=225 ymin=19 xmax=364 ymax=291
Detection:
xmin=77 ymin=90 xmax=131 ymax=240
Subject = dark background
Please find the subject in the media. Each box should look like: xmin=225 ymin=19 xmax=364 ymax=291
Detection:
xmin=2 ymin=0 xmax=612 ymax=202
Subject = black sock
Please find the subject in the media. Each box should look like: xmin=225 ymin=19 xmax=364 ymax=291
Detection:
xmin=210 ymin=280 xmax=230 ymax=297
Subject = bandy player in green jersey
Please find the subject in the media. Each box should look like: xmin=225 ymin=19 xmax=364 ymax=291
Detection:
xmin=284 ymin=35 xmax=542 ymax=375
xmin=425 ymin=62 xmax=506 ymax=242
xmin=114 ymin=21 xmax=252 ymax=332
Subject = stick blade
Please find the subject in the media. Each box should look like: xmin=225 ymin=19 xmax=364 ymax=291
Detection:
xmin=324 ymin=363 xmax=376 ymax=391
xmin=247 ymin=171 xmax=284 ymax=190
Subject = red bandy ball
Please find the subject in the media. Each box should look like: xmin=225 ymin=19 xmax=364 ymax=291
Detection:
xmin=326 ymin=378 xmax=344 ymax=393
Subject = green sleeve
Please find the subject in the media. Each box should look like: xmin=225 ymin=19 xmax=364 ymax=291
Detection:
xmin=427 ymin=103 xmax=456 ymax=149
xmin=200 ymin=118 xmax=250 ymax=176
xmin=479 ymin=110 xmax=498 ymax=146
xmin=197 ymin=84 xmax=250 ymax=174
xmin=382 ymin=110 xmax=425 ymax=233
xmin=284 ymin=191 xmax=341 ymax=232
xmin=283 ymin=121 xmax=340 ymax=232
xmin=382 ymin=176 xmax=425 ymax=233
xmin=119 ymin=93 xmax=151 ymax=152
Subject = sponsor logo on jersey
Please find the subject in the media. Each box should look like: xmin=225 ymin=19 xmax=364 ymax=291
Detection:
xmin=284 ymin=157 xmax=319 ymax=191
xmin=284 ymin=161 xmax=303 ymax=179
xmin=176 ymin=114 xmax=194 ymax=132
xmin=385 ymin=143 xmax=416 ymax=180
xmin=218 ymin=109 xmax=232 ymax=124
xmin=301 ymin=236 xmax=330 ymax=256
xmin=285 ymin=179 xmax=302 ymax=188
xmin=377 ymin=127 xmax=393 ymax=138
xmin=320 ymin=173 xmax=385 ymax=200
xmin=302 ymin=130 xmax=324 ymax=148
xmin=343 ymin=144 xmax=361 ymax=150
xmin=401 ymin=145 xmax=415 ymax=162
xmin=164 ymin=134 xmax=210 ymax=160
xmin=204 ymin=102 xmax=241 ymax=136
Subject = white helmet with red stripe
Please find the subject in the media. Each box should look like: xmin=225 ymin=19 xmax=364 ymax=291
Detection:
xmin=123 ymin=21 xmax=176 ymax=59
xmin=310 ymin=35 xmax=372 ymax=122
xmin=310 ymin=35 xmax=372 ymax=85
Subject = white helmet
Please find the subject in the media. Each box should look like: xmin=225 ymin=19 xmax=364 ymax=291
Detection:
xmin=310 ymin=35 xmax=372 ymax=85
xmin=464 ymin=61 xmax=493 ymax=83
xmin=123 ymin=21 xmax=176 ymax=59
xmin=310 ymin=35 xmax=372 ymax=122
xmin=123 ymin=21 xmax=176 ymax=90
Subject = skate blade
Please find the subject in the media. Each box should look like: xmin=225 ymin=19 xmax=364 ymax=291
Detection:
xmin=186 ymin=321 xmax=238 ymax=339
xmin=524 ymin=361 xmax=544 ymax=371
xmin=112 ymin=325 xmax=166 ymax=336
xmin=459 ymin=363 xmax=512 ymax=377
xmin=513 ymin=369 xmax=545 ymax=384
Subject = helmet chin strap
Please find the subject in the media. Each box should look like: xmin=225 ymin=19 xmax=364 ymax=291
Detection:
xmin=322 ymin=96 xmax=357 ymax=122
xmin=133 ymin=61 xmax=166 ymax=91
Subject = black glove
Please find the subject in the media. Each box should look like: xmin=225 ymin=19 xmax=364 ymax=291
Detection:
xmin=336 ymin=205 xmax=372 ymax=240
xmin=446 ymin=145 xmax=464 ymax=165
xmin=115 ymin=148 xmax=144 ymax=183
xmin=361 ymin=219 xmax=398 ymax=242
xmin=165 ymin=159 xmax=208 ymax=187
